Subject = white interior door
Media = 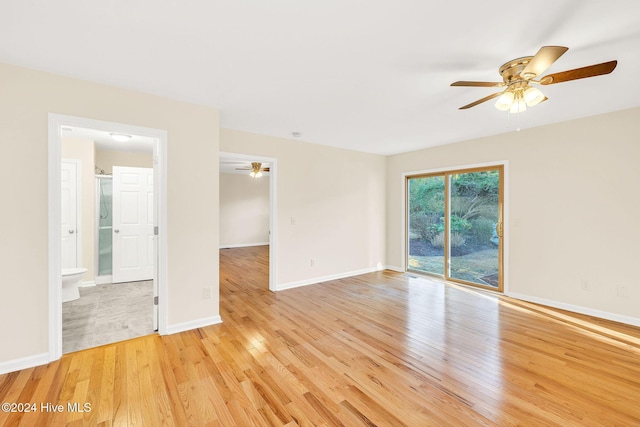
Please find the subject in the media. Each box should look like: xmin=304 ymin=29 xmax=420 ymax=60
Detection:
xmin=61 ymin=160 xmax=79 ymax=269
xmin=112 ymin=166 xmax=154 ymax=283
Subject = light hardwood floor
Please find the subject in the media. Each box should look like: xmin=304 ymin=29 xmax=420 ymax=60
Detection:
xmin=1 ymin=245 xmax=639 ymax=426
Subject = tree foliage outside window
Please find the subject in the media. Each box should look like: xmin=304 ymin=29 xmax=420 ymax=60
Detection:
xmin=409 ymin=171 xmax=499 ymax=248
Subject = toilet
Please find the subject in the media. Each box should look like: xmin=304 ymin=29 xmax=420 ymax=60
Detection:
xmin=61 ymin=267 xmax=87 ymax=302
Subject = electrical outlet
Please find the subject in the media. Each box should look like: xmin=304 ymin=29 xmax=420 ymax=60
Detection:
xmin=310 ymin=258 xmax=315 ymax=267
xmin=580 ymin=280 xmax=590 ymax=291
xmin=202 ymin=287 xmax=212 ymax=299
xmin=617 ymin=284 xmax=629 ymax=298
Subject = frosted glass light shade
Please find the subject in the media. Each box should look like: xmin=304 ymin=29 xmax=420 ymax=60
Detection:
xmin=495 ymin=92 xmax=515 ymax=111
xmin=524 ymin=87 xmax=545 ymax=106
xmin=509 ymin=99 xmax=527 ymax=114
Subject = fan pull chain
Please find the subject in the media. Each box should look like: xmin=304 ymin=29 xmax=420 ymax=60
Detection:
xmin=505 ymin=110 xmax=522 ymax=132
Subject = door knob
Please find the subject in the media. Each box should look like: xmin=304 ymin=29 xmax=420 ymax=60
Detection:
xmin=68 ymin=229 xmax=75 ymax=234
xmin=114 ymin=229 xmax=120 ymax=233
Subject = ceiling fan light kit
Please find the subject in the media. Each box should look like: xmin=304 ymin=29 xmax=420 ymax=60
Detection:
xmin=249 ymin=162 xmax=263 ymax=178
xmin=235 ymin=161 xmax=270 ymax=178
xmin=523 ymin=87 xmax=545 ymax=106
xmin=451 ymin=46 xmax=617 ymax=113
xmin=495 ymin=91 xmax=514 ymax=111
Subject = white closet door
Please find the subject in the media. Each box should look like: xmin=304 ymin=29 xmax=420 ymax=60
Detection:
xmin=61 ymin=160 xmax=79 ymax=269
xmin=112 ymin=166 xmax=154 ymax=283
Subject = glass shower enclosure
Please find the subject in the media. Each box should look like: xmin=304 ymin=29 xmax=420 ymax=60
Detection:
xmin=96 ymin=176 xmax=113 ymax=279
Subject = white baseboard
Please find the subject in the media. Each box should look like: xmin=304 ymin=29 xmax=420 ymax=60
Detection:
xmin=0 ymin=315 xmax=223 ymax=374
xmin=0 ymin=352 xmax=49 ymax=375
xmin=79 ymin=280 xmax=96 ymax=287
xmin=220 ymin=242 xmax=269 ymax=249
xmin=507 ymin=292 xmax=640 ymax=327
xmin=165 ymin=315 xmax=223 ymax=335
xmin=383 ymin=265 xmax=405 ymax=273
xmin=276 ymin=266 xmax=385 ymax=291
xmin=95 ymin=275 xmax=112 ymax=285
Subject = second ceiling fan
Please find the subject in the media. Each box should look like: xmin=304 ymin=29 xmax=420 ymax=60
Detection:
xmin=451 ymin=46 xmax=617 ymax=112
xmin=236 ymin=162 xmax=270 ymax=178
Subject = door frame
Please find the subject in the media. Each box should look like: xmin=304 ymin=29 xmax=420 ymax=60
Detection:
xmin=48 ymin=113 xmax=168 ymax=361
xmin=219 ymin=151 xmax=278 ymax=291
xmin=402 ymin=161 xmax=509 ymax=293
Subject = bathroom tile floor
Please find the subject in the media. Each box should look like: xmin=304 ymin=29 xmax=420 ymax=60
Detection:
xmin=62 ymin=280 xmax=155 ymax=354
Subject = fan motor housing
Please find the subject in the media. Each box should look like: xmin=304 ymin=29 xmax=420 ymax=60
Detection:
xmin=499 ymin=56 xmax=534 ymax=84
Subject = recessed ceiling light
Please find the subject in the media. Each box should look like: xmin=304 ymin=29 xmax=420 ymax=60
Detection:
xmin=291 ymin=132 xmax=301 ymax=138
xmin=110 ymin=133 xmax=132 ymax=142
xmin=61 ymin=126 xmax=73 ymax=132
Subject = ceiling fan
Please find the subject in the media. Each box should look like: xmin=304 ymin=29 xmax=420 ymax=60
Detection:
xmin=451 ymin=46 xmax=617 ymax=112
xmin=235 ymin=162 xmax=270 ymax=178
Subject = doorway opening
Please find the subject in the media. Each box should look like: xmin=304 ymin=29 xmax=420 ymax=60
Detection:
xmin=406 ymin=165 xmax=505 ymax=292
xmin=219 ymin=152 xmax=277 ymax=291
xmin=48 ymin=114 xmax=168 ymax=360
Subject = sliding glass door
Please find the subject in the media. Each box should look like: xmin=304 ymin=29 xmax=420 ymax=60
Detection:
xmin=407 ymin=166 xmax=503 ymax=291
xmin=407 ymin=175 xmax=445 ymax=275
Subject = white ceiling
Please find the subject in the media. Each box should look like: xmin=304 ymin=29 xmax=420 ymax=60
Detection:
xmin=61 ymin=126 xmax=155 ymax=153
xmin=2 ymin=1 xmax=639 ymax=155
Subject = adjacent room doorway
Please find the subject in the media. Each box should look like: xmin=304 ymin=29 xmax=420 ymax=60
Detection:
xmin=219 ymin=152 xmax=277 ymax=291
xmin=48 ymin=114 xmax=168 ymax=360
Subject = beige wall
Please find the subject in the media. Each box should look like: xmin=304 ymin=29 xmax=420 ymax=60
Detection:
xmin=95 ymin=148 xmax=152 ymax=174
xmin=221 ymin=129 xmax=386 ymax=288
xmin=219 ymin=173 xmax=270 ymax=247
xmin=61 ymin=137 xmax=96 ymax=281
xmin=386 ymin=107 xmax=640 ymax=322
xmin=0 ymin=62 xmax=219 ymax=365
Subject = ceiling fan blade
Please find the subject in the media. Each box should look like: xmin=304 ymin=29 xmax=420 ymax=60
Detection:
xmin=459 ymin=92 xmax=503 ymax=110
xmin=520 ymin=46 xmax=569 ymax=79
xmin=451 ymin=81 xmax=503 ymax=87
xmin=539 ymin=60 xmax=617 ymax=85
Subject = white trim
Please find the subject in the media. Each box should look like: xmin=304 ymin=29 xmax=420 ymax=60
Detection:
xmin=49 ymin=114 xmax=169 ymax=364
xmin=384 ymin=265 xmax=405 ymax=273
xmin=154 ymin=131 xmax=168 ymax=335
xmin=220 ymin=152 xmax=278 ymax=292
xmin=276 ymin=266 xmax=384 ymax=291
xmin=401 ymin=160 xmax=509 ymax=293
xmin=78 ymin=280 xmax=96 ymax=287
xmin=48 ymin=117 xmax=63 ymax=360
xmin=507 ymin=292 xmax=640 ymax=328
xmin=165 ymin=315 xmax=223 ymax=335
xmin=220 ymin=242 xmax=269 ymax=249
xmin=0 ymin=353 xmax=50 ymax=376
xmin=95 ymin=275 xmax=112 ymax=285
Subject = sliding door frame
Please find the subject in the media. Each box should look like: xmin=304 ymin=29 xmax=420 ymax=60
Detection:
xmin=404 ymin=162 xmax=507 ymax=293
